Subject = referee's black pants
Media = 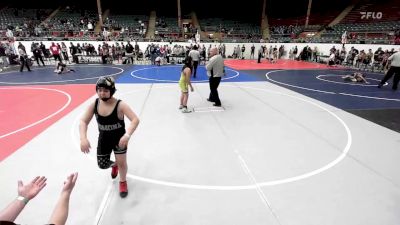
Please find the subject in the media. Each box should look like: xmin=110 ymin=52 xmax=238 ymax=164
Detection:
xmin=209 ymin=76 xmax=221 ymax=105
xmin=380 ymin=66 xmax=400 ymax=90
xmin=20 ymin=56 xmax=31 ymax=72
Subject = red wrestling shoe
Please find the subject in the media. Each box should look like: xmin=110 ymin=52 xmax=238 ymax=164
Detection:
xmin=111 ymin=164 xmax=118 ymax=179
xmin=119 ymin=181 xmax=128 ymax=198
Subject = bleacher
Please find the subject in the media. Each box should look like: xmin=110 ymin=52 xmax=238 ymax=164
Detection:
xmin=155 ymin=17 xmax=180 ymax=35
xmin=333 ymin=0 xmax=400 ymax=33
xmin=31 ymin=7 xmax=99 ymax=41
xmin=340 ymin=0 xmax=400 ymax=24
xmin=106 ymin=14 xmax=147 ymax=33
xmin=1 ymin=1 xmax=399 ymax=45
xmin=318 ymin=0 xmax=400 ymax=44
xmin=199 ymin=18 xmax=222 ymax=32
xmin=0 ymin=7 xmax=55 ymax=40
xmin=308 ymin=11 xmax=341 ymax=27
xmin=198 ymin=17 xmax=261 ymax=42
xmin=326 ymin=21 xmax=400 ymax=34
xmin=0 ymin=8 xmax=51 ymax=31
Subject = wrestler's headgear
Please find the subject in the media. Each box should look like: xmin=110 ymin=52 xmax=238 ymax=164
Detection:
xmin=96 ymin=76 xmax=116 ymax=97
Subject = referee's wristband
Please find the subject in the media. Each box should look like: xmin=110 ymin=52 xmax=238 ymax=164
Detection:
xmin=16 ymin=196 xmax=29 ymax=205
xmin=123 ymin=133 xmax=131 ymax=139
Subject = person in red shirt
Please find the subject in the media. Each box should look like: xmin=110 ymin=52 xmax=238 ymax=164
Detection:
xmin=50 ymin=42 xmax=62 ymax=64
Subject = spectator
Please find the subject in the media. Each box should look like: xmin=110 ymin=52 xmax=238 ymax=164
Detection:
xmin=250 ymin=44 xmax=255 ymax=59
xmin=50 ymin=42 xmax=62 ymax=64
xmin=6 ymin=29 xmax=13 ymax=42
xmin=18 ymin=45 xmax=31 ymax=72
xmin=0 ymin=173 xmax=78 ymax=225
xmin=328 ymin=50 xmax=336 ymax=66
xmin=32 ymin=44 xmax=45 ymax=67
xmin=0 ymin=43 xmax=9 ymax=69
xmin=188 ymin=45 xmax=200 ymax=78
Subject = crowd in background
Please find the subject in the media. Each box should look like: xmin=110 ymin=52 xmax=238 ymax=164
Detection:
xmin=3 ymin=5 xmax=399 ymax=45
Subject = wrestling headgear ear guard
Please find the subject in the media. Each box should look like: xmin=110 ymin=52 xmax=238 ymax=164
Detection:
xmin=96 ymin=76 xmax=116 ymax=96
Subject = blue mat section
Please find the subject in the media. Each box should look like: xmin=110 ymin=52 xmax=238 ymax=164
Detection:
xmin=2 ymin=64 xmax=398 ymax=111
xmin=246 ymin=69 xmax=400 ymax=110
xmin=116 ymin=65 xmax=264 ymax=83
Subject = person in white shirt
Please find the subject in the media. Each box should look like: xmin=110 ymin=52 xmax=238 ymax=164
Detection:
xmin=328 ymin=52 xmax=335 ymax=66
xmin=6 ymin=29 xmax=13 ymax=41
xmin=257 ymin=46 xmax=263 ymax=63
xmin=378 ymin=49 xmax=400 ymax=90
xmin=188 ymin=45 xmax=200 ymax=78
xmin=206 ymin=47 xmax=225 ymax=106
xmin=102 ymin=28 xmax=109 ymax=41
xmin=18 ymin=47 xmax=31 ymax=72
xmin=195 ymin=30 xmax=200 ymax=44
xmin=87 ymin=22 xmax=93 ymax=31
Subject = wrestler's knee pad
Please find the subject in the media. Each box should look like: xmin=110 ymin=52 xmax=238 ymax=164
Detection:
xmin=97 ymin=155 xmax=112 ymax=169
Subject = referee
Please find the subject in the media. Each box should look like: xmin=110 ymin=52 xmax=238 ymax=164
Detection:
xmin=378 ymin=49 xmax=400 ymax=90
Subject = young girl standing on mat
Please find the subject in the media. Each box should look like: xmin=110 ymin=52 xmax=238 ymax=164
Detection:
xmin=178 ymin=56 xmax=194 ymax=113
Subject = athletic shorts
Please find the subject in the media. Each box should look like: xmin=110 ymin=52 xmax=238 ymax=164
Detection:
xmin=179 ymin=80 xmax=188 ymax=93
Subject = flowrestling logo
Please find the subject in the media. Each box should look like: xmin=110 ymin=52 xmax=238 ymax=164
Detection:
xmin=360 ymin=12 xmax=383 ymax=19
